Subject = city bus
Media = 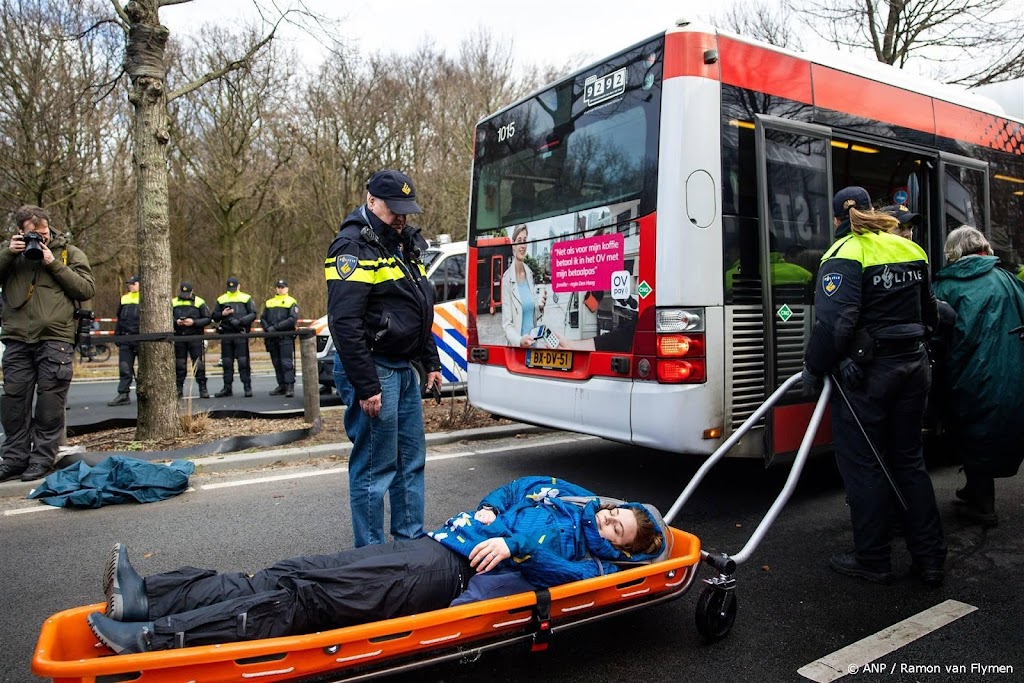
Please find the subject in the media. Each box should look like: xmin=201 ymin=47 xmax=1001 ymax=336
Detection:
xmin=466 ymin=20 xmax=1024 ymax=461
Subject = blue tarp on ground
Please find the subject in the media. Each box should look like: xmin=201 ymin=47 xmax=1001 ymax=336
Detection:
xmin=27 ymin=456 xmax=195 ymax=508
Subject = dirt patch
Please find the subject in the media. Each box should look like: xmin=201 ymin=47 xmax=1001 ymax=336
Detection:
xmin=67 ymin=397 xmax=514 ymax=453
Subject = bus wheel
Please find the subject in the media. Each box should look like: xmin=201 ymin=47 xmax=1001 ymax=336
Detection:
xmin=694 ymin=584 xmax=737 ymax=643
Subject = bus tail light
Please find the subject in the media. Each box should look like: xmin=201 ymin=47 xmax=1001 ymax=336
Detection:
xmin=656 ymin=307 xmax=706 ymax=383
xmin=657 ymin=359 xmax=706 ymax=383
xmin=656 ymin=334 xmax=705 ymax=357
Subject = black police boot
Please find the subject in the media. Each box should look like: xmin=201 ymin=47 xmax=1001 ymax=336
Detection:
xmin=243 ymin=384 xmax=253 ymax=398
xmin=910 ymin=562 xmax=945 ymax=588
xmin=177 ymin=385 xmax=184 ymax=399
xmin=215 ymin=385 xmax=233 ymax=398
xmin=105 ymin=542 xmax=149 ymax=621
xmin=829 ymin=552 xmax=893 ymax=584
xmin=0 ymin=462 xmax=27 ymax=482
xmin=269 ymin=385 xmax=286 ymax=396
xmin=20 ymin=462 xmax=51 ymax=481
xmin=285 ymin=384 xmax=294 ymax=397
xmin=87 ymin=612 xmax=154 ymax=655
xmin=199 ymin=384 xmax=210 ymax=399
xmin=954 ymin=481 xmax=998 ymax=527
xmin=107 ymin=393 xmax=131 ymax=407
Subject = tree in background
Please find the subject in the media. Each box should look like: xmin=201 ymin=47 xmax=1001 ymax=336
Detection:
xmin=784 ymin=0 xmax=1024 ymax=86
xmin=0 ymin=0 xmax=132 ymax=272
xmin=111 ymin=0 xmax=313 ymax=440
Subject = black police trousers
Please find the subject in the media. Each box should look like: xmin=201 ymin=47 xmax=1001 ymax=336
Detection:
xmin=265 ymin=335 xmax=295 ymax=387
xmin=144 ymin=538 xmax=470 ymax=650
xmin=0 ymin=340 xmax=73 ymax=468
xmin=116 ymin=343 xmax=139 ymax=394
xmin=219 ymin=336 xmax=251 ymax=388
xmin=831 ymin=346 xmax=946 ymax=570
xmin=174 ymin=338 xmax=207 ymax=389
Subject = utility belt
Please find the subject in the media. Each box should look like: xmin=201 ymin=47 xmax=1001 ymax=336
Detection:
xmin=848 ymin=328 xmax=923 ymax=361
xmin=873 ymin=339 xmax=923 ymax=357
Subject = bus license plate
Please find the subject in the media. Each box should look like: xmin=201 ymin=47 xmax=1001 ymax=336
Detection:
xmin=526 ymin=349 xmax=573 ymax=371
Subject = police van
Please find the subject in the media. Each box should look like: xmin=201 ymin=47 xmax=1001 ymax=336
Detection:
xmin=314 ymin=238 xmax=468 ymax=394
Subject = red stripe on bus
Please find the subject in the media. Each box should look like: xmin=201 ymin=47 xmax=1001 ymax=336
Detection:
xmin=718 ymin=35 xmax=812 ymax=104
xmin=663 ymin=31 xmax=721 ymax=81
xmin=934 ymin=98 xmax=1024 ymax=154
xmin=771 ymin=402 xmax=833 ymax=455
xmin=812 ymin=65 xmax=935 ymax=135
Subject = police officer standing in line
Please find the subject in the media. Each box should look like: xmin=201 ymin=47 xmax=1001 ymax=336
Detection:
xmin=108 ymin=275 xmax=140 ymax=406
xmin=172 ymin=282 xmax=211 ymax=399
xmin=212 ymin=276 xmax=256 ymax=398
xmin=802 ymin=186 xmax=946 ymax=587
xmin=259 ymin=279 xmax=299 ymax=397
xmin=326 ymin=169 xmax=443 ymax=547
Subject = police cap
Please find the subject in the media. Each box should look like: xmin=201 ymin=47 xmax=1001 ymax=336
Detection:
xmin=367 ymin=170 xmax=422 ymax=215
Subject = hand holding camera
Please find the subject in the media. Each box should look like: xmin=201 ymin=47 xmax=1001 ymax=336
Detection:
xmin=10 ymin=232 xmax=51 ymax=262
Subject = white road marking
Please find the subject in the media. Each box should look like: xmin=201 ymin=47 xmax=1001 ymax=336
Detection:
xmin=201 ymin=467 xmax=348 ymax=490
xmin=4 ymin=504 xmax=61 ymax=516
xmin=797 ymin=600 xmax=978 ymax=682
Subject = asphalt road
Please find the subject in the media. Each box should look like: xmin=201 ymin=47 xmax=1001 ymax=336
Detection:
xmin=2 ymin=433 xmax=1021 ymax=683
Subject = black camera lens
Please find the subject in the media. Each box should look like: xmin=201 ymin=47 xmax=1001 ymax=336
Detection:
xmin=22 ymin=232 xmax=44 ymax=260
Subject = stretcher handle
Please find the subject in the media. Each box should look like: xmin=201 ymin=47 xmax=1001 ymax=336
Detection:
xmin=664 ymin=373 xmax=832 ymax=568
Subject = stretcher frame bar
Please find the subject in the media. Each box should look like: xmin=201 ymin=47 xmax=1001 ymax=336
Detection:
xmin=664 ymin=372 xmax=832 ymax=566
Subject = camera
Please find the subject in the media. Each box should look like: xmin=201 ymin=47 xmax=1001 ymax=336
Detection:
xmin=22 ymin=232 xmax=45 ymax=261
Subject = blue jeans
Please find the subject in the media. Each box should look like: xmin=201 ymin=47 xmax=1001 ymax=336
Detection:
xmin=333 ymin=353 xmax=426 ymax=547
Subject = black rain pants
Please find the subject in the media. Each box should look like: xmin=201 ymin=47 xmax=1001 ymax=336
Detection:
xmin=831 ymin=346 xmax=946 ymax=571
xmin=174 ymin=337 xmax=207 ymax=390
xmin=144 ymin=537 xmax=470 ymax=650
xmin=265 ymin=335 xmax=295 ymax=387
xmin=219 ymin=336 xmax=251 ymax=389
xmin=116 ymin=342 xmax=139 ymax=394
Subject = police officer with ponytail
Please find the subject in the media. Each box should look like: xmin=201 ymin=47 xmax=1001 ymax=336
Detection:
xmin=802 ymin=186 xmax=946 ymax=587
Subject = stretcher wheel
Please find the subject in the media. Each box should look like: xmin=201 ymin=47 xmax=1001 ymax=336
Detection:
xmin=695 ymin=585 xmax=736 ymax=642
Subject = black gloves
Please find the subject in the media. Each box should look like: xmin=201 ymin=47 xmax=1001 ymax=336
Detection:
xmin=800 ymin=367 xmax=822 ymax=397
xmin=264 ymin=323 xmax=275 ymax=332
xmin=838 ymin=358 xmax=863 ymax=389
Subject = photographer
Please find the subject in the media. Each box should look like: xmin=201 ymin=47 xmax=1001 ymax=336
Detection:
xmin=0 ymin=205 xmax=94 ymax=482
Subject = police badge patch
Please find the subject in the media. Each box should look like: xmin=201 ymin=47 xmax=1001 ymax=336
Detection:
xmin=822 ymin=272 xmax=843 ymax=297
xmin=336 ymin=254 xmax=359 ymax=280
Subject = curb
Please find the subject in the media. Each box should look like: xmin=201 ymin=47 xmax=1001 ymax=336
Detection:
xmin=0 ymin=424 xmax=547 ymax=500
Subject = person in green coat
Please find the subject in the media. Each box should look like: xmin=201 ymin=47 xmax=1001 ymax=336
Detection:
xmin=931 ymin=226 xmax=1024 ymax=527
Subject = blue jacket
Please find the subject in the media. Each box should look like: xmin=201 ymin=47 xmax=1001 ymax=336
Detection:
xmin=428 ymin=476 xmax=664 ymax=588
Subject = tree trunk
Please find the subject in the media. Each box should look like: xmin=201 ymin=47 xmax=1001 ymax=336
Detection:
xmin=125 ymin=1 xmax=180 ymax=440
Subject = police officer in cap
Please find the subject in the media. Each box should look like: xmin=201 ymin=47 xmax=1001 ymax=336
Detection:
xmin=108 ymin=275 xmax=141 ymax=406
xmin=325 ymin=169 xmax=443 ymax=547
xmin=213 ymin=276 xmax=257 ymax=397
xmin=260 ymin=279 xmax=299 ymax=397
xmin=802 ymin=187 xmax=946 ymax=587
xmin=172 ymin=282 xmax=211 ymax=399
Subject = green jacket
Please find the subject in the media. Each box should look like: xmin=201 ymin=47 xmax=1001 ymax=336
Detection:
xmin=932 ymin=255 xmax=1024 ymax=476
xmin=0 ymin=229 xmax=95 ymax=344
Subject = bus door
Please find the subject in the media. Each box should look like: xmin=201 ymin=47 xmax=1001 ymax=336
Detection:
xmin=754 ymin=115 xmax=835 ymax=465
xmin=937 ymin=152 xmax=990 ymax=262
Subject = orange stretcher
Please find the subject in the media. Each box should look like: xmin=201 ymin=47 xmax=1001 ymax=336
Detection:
xmin=33 ymin=373 xmax=830 ymax=683
xmin=33 ymin=528 xmax=700 ymax=683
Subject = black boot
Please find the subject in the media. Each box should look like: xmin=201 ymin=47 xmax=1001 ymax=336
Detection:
xmin=269 ymin=385 xmax=286 ymax=396
xmin=20 ymin=462 xmax=51 ymax=481
xmin=177 ymin=386 xmax=184 ymax=399
xmin=87 ymin=612 xmax=154 ymax=655
xmin=285 ymin=384 xmax=294 ymax=397
xmin=954 ymin=475 xmax=998 ymax=527
xmin=199 ymin=384 xmax=210 ymax=399
xmin=829 ymin=551 xmax=893 ymax=584
xmin=215 ymin=385 xmax=233 ymax=398
xmin=243 ymin=384 xmax=253 ymax=398
xmin=107 ymin=393 xmax=131 ymax=407
xmin=104 ymin=542 xmax=149 ymax=622
xmin=0 ymin=462 xmax=27 ymax=482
